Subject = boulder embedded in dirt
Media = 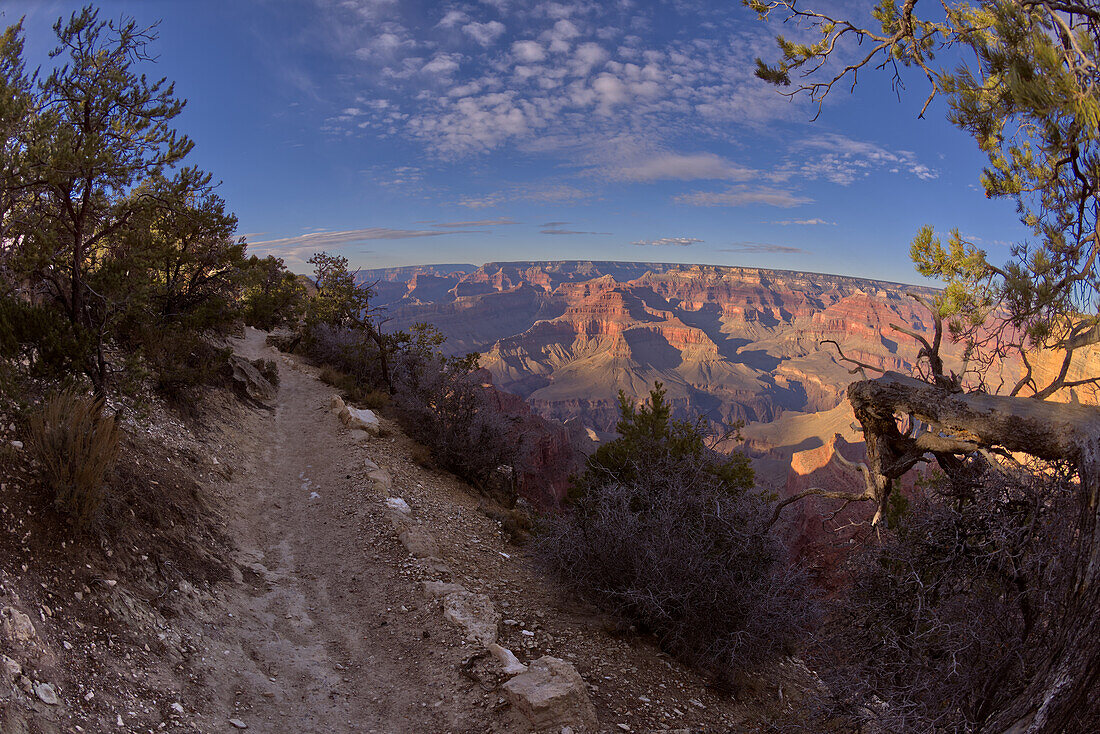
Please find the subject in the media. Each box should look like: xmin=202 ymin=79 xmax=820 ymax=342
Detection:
xmin=228 ymin=354 xmax=275 ymax=401
xmin=502 ymin=656 xmax=598 ymax=732
xmin=1 ymin=606 xmax=36 ymax=646
xmin=1 ymin=654 xmax=21 ymax=693
xmin=442 ymin=590 xmax=500 ymax=646
xmin=341 ymin=406 xmax=381 ymax=436
xmin=34 ymin=681 xmax=59 ymax=705
xmin=398 ymin=525 xmax=439 ymax=558
xmin=368 ymin=468 xmax=393 ymax=490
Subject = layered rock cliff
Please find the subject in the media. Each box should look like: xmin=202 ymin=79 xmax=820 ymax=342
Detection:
xmin=361 ymin=261 xmax=942 ymax=433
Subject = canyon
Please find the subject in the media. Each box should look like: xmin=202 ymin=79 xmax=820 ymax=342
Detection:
xmin=362 ymin=260 xmax=943 ymax=469
xmin=362 ymin=260 xmax=1099 ymax=517
xmin=364 ymin=261 xmax=945 ymax=432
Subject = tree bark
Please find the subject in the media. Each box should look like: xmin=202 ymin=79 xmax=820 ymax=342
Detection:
xmin=847 ymin=372 xmax=1100 ymax=734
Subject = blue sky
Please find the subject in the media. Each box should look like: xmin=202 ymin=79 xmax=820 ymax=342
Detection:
xmin=4 ymin=0 xmax=1027 ymax=283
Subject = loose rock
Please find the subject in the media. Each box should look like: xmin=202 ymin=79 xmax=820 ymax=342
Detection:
xmin=34 ymin=681 xmax=59 ymax=705
xmin=502 ymin=656 xmax=598 ymax=732
xmin=442 ymin=590 xmax=501 ymax=646
xmin=0 ymin=606 xmax=37 ymax=646
xmin=488 ymin=642 xmax=528 ymax=676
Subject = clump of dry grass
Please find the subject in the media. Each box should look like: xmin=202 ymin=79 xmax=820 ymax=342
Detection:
xmin=28 ymin=388 xmax=120 ymax=528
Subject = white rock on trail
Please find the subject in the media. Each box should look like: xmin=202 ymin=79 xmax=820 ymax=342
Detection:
xmin=442 ymin=590 xmax=501 ymax=646
xmin=334 ymin=400 xmax=381 ymax=436
xmin=502 ymin=656 xmax=599 ymax=732
xmin=488 ymin=642 xmax=528 ymax=676
xmin=384 ymin=498 xmax=412 ymax=516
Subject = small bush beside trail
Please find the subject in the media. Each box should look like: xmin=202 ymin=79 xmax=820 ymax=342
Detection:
xmin=537 ymin=383 xmax=818 ymax=688
xmin=28 ymin=389 xmax=121 ymax=529
xmin=391 ymin=350 xmax=520 ymax=491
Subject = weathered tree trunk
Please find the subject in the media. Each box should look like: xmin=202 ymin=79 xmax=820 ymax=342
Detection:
xmin=848 ymin=373 xmax=1100 ymax=734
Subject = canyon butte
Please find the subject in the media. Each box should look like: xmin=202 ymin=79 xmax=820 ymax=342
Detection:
xmin=361 ymin=260 xmax=1100 ymax=512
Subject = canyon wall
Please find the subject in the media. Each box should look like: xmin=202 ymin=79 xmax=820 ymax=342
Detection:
xmin=361 ymin=260 xmax=943 ymax=434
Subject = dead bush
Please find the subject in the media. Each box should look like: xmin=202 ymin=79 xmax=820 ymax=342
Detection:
xmin=28 ymin=388 xmax=121 ymax=528
xmin=811 ymin=464 xmax=1095 ymax=732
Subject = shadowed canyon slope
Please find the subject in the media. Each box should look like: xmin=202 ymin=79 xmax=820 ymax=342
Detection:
xmin=363 ymin=261 xmax=939 ymax=436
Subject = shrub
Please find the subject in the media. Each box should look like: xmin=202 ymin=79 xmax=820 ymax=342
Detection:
xmin=813 ymin=465 xmax=1093 ymax=732
xmin=536 ymin=384 xmax=816 ymax=687
xmin=573 ymin=381 xmax=754 ymax=500
xmin=28 ymin=389 xmax=121 ymax=528
xmin=391 ymin=351 xmax=519 ymax=490
xmin=138 ymin=330 xmax=233 ymax=403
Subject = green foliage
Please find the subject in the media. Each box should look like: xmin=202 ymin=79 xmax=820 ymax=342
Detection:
xmin=304 ymin=251 xmax=372 ymax=329
xmin=28 ymin=388 xmax=121 ymax=529
xmin=539 ymin=383 xmax=813 ymax=684
xmin=753 ymin=0 xmax=1100 ymax=392
xmin=0 ymin=7 xmax=298 ymax=399
xmin=573 ymin=381 xmax=754 ymax=500
xmin=0 ymin=292 xmax=90 ymax=378
xmin=241 ymin=255 xmax=305 ymax=330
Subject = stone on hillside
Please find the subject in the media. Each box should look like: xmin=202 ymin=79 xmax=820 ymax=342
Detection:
xmin=420 ymin=581 xmax=466 ymax=598
xmin=363 ymin=457 xmax=380 ymax=471
xmin=34 ymin=681 xmax=59 ymax=705
xmin=488 ymin=642 xmax=528 ymax=675
xmin=330 ymin=395 xmax=345 ymax=413
xmin=442 ymin=590 xmax=500 ymax=646
xmin=384 ymin=497 xmax=412 ymax=517
xmin=1 ymin=654 xmax=21 ymax=693
xmin=228 ymin=355 xmax=275 ymax=401
xmin=398 ymin=525 xmax=439 ymax=558
xmin=1 ymin=606 xmax=36 ymax=646
xmin=368 ymin=468 xmax=393 ymax=490
xmin=502 ymin=656 xmax=598 ymax=732
xmin=341 ymin=406 xmax=381 ymax=436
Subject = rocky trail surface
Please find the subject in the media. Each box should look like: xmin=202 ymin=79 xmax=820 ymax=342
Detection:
xmin=186 ymin=327 xmax=523 ymax=733
xmin=2 ymin=327 xmax=802 ymax=733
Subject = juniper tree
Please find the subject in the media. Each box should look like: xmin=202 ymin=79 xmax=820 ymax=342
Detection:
xmin=752 ymin=1 xmax=1100 ymax=731
xmin=17 ymin=6 xmax=193 ymax=391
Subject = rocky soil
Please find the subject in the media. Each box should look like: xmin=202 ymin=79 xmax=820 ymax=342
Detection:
xmin=0 ymin=327 xmax=806 ymax=733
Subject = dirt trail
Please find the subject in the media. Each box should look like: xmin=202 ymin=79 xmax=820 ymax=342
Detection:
xmin=187 ymin=328 xmax=511 ymax=733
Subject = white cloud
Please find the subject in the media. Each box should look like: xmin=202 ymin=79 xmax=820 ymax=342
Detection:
xmin=250 ymin=227 xmax=468 ymax=250
xmin=789 ymin=134 xmax=939 ymax=185
xmin=607 ymin=152 xmax=754 ymax=182
xmin=675 ymin=186 xmax=812 ymax=208
xmin=438 ymin=9 xmax=469 ymax=28
xmin=457 ymin=183 xmax=590 ymax=208
xmin=719 ymin=241 xmax=806 ymax=254
xmin=772 ymin=217 xmax=836 ymax=225
xmin=512 ymin=40 xmax=547 ymax=62
xmin=572 ymin=42 xmax=609 ymax=74
xmin=463 ymin=21 xmax=506 ymax=46
xmin=430 ymin=217 xmax=518 ymax=227
xmin=422 ymin=53 xmax=462 ymax=77
xmin=632 ymin=237 xmax=703 ymax=246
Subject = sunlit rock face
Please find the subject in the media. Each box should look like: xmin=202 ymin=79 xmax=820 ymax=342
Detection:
xmin=361 ymin=260 xmax=940 ymax=432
